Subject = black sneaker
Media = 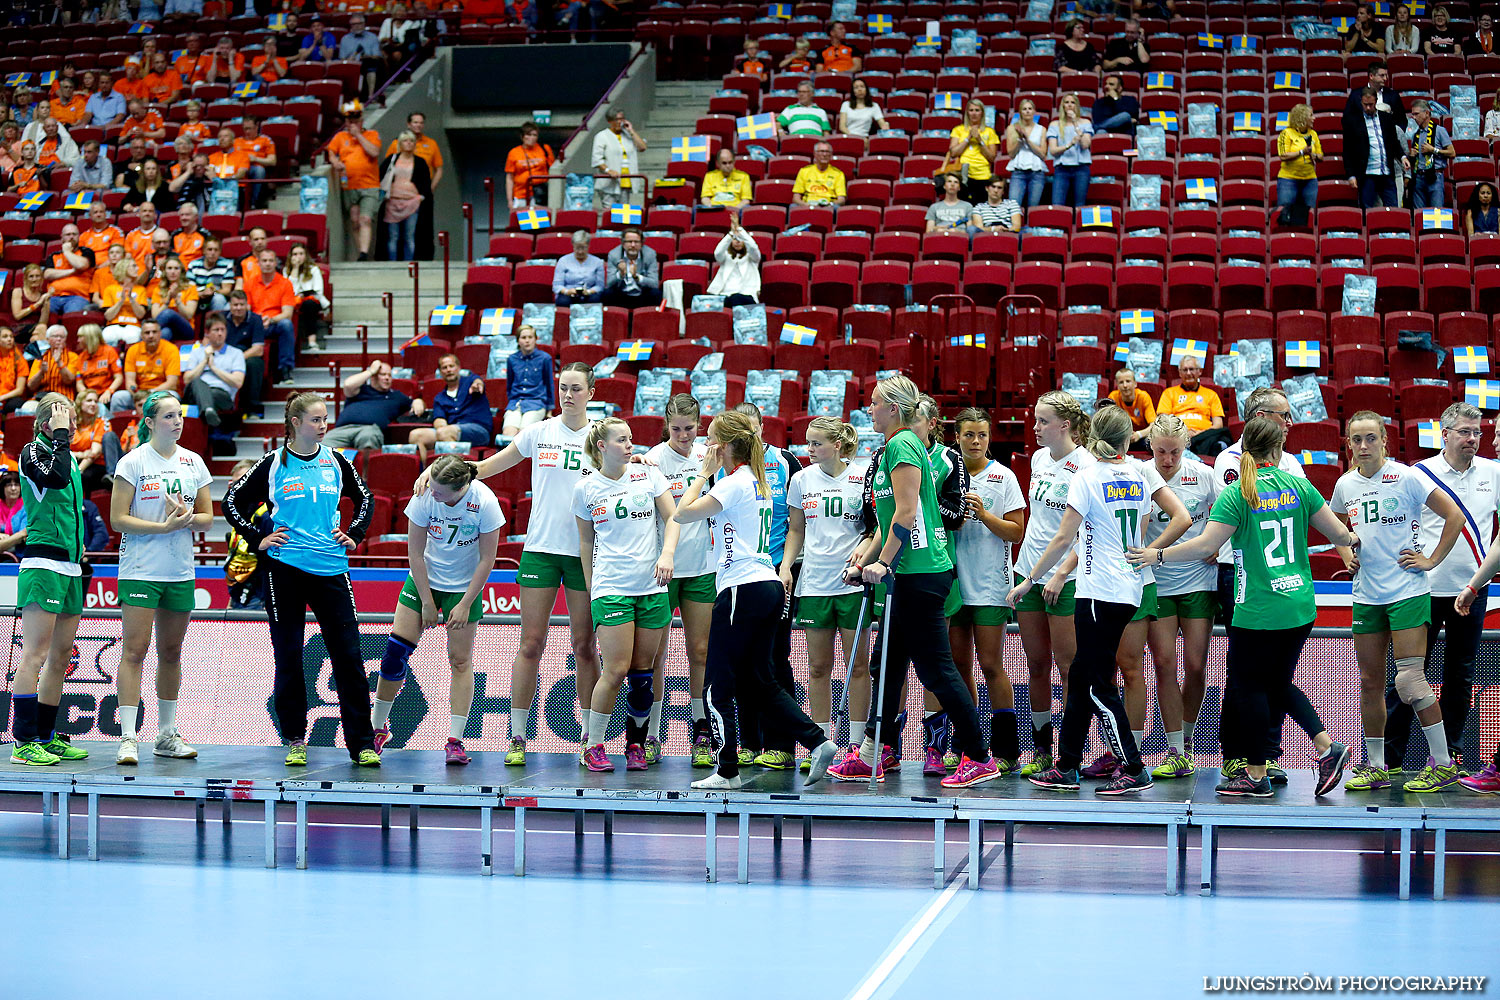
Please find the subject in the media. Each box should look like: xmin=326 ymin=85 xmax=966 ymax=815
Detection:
xmin=1265 ymin=760 xmax=1289 ymax=784
xmin=1028 ymin=765 xmax=1081 ymax=791
xmin=1096 ymin=768 xmax=1154 ymax=796
xmin=1216 ymin=773 xmax=1274 ymax=797
xmin=1315 ymin=741 xmax=1350 ymax=796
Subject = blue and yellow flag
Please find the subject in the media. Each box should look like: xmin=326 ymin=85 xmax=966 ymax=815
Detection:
xmin=1422 ymin=208 xmax=1455 ymax=231
xmin=1147 ymin=110 xmax=1179 ymax=131
xmin=780 ymin=323 xmax=818 ymax=346
xmin=1184 ymin=178 xmax=1218 ymax=203
xmin=610 ymin=204 xmax=643 ymax=225
xmin=1113 ymin=343 xmax=1131 ymax=365
xmin=671 ymin=136 xmax=711 ymax=163
xmin=1275 ymin=111 xmax=1292 ymax=131
xmin=1417 ymin=420 xmax=1443 ymax=449
xmin=233 ymin=80 xmax=262 ymax=99
xmin=768 ymin=3 xmax=791 ymax=18
xmin=1080 ymin=206 xmax=1115 ymax=228
xmin=1233 ymin=111 xmax=1263 ymax=132
xmin=1464 ymin=379 xmax=1500 ymax=410
xmin=128 ymin=21 xmax=153 ymax=33
xmin=736 ymin=113 xmax=776 ymax=141
xmin=933 ymin=92 xmax=964 ymax=110
xmin=1169 ymin=339 xmax=1207 ymax=365
xmin=617 ymin=340 xmax=654 ymax=361
xmin=479 ymin=308 xmax=516 ymax=338
xmin=38 ymin=71 xmax=57 ymax=87
xmin=1119 ymin=310 xmax=1156 ymax=336
xmin=517 ymin=208 xmax=551 ymax=231
xmin=1196 ymin=32 xmax=1224 ymax=49
xmin=1230 ymin=35 xmax=1258 ymax=51
xmin=16 ymin=192 xmax=50 ymax=212
xmin=268 ymin=13 xmax=288 ymax=29
xmin=4 ymin=73 xmax=30 ymax=87
xmin=1274 ymin=72 xmax=1303 ymax=90
xmin=867 ymin=13 xmax=893 ymax=33
xmin=1299 ymin=450 xmax=1339 ymax=466
xmin=1284 ymin=340 xmax=1321 ymax=368
xmin=1454 ymin=346 xmax=1491 ymax=375
xmin=949 ymin=333 xmax=987 ymax=347
xmin=429 ymin=304 xmax=467 ymax=327
xmin=1145 ymin=73 xmax=1175 ymax=90
xmin=64 ymin=190 xmax=95 ymax=212
xmin=400 ymin=333 xmax=434 ymax=352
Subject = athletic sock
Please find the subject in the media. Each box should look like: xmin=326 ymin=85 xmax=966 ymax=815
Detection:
xmin=510 ymin=705 xmax=528 ymax=742
xmin=157 ymin=699 xmax=177 ymax=734
xmin=372 ymin=699 xmax=395 ymax=729
xmin=1131 ymin=730 xmax=1145 ymax=756
xmin=12 ymin=693 xmax=38 ymax=743
xmin=1031 ymin=711 xmax=1052 ymax=746
xmin=649 ymin=699 xmax=664 ymax=742
xmin=1317 ymin=743 xmax=1333 ymax=759
xmin=588 ymin=710 xmax=612 ymax=748
xmin=1166 ymin=729 xmax=1184 ymax=754
xmin=1365 ymin=737 xmax=1386 ymax=771
xmin=1421 ymin=721 xmax=1452 ymax=767
xmin=691 ymin=698 xmax=706 ymax=724
xmin=850 ymin=718 xmax=866 ymax=748
xmin=450 ymin=715 xmax=466 ymax=741
xmin=1182 ymin=718 xmax=1194 ymax=749
xmin=857 ymin=735 xmax=877 ymax=767
xmin=120 ymin=705 xmax=139 ymax=740
xmin=37 ymin=701 xmax=59 ymax=741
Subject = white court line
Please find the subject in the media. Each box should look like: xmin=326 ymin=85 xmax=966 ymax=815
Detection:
xmin=4 ymin=808 xmax=1499 ymax=857
xmin=845 ymin=873 xmax=965 ymax=1000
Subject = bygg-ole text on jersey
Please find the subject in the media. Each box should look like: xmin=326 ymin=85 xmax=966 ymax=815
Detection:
xmin=871 ymin=428 xmax=950 ymax=575
xmin=1208 ymin=466 xmax=1324 ymax=630
xmin=1331 ymin=459 xmax=1436 ymax=606
xmin=787 ymin=459 xmax=868 ymax=597
xmin=1016 ymin=444 xmax=1095 ymax=584
xmin=571 ymin=465 xmax=672 ymax=598
xmin=222 ymin=444 xmax=373 ymax=577
xmin=512 ymin=416 xmax=593 ymax=556
xmin=1067 ymin=459 xmax=1154 ymax=605
xmin=646 ymin=440 xmax=715 ymax=579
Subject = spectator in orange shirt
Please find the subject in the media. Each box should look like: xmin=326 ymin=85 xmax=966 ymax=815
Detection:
xmin=125 ymin=205 xmax=163 ymax=273
xmin=818 ymin=21 xmax=862 ymax=73
xmin=172 ymin=203 xmax=206 ymax=266
xmin=32 ymin=117 xmax=77 ymax=170
xmin=142 ymin=229 xmax=175 ymax=291
xmin=1108 ymin=367 xmax=1157 ymax=444
xmin=27 ymin=324 xmax=81 ymax=401
xmin=208 ymin=126 xmax=250 ymax=184
xmin=119 ymin=98 xmax=166 ymax=144
xmin=91 ymin=244 xmax=127 ymax=302
xmin=113 ymin=58 xmax=150 ymax=103
xmin=504 ymin=121 xmax=554 ymax=209
xmin=246 ymin=249 xmax=297 ymax=382
xmin=142 ymin=52 xmax=184 ymax=107
xmin=49 ymin=78 xmax=88 ymax=128
xmin=177 ymin=100 xmax=213 ymax=145
xmin=81 ymin=200 xmax=124 ymax=257
xmin=150 ymin=257 xmax=200 ymax=342
xmin=235 ymin=116 xmax=277 ymax=209
xmin=74 ymin=323 xmax=131 ymax=414
xmin=251 ymin=38 xmax=290 ymax=84
xmin=386 ymin=110 xmax=443 ymax=257
xmin=327 ymin=102 xmax=382 ymax=261
xmin=47 ymin=62 xmax=78 ymax=101
xmin=0 ymin=326 xmax=31 ymax=413
xmin=195 ymin=37 xmax=245 ymax=85
xmin=735 ymin=39 xmax=768 ymax=82
xmin=6 ymin=141 xmax=43 ymax=195
xmin=173 ymin=35 xmax=205 ymax=79
xmin=123 ymin=319 xmax=180 ymax=393
xmin=100 ymin=260 xmax=151 ymax=347
xmin=235 ymin=227 xmax=273 ymax=288
xmin=71 ymin=389 xmax=110 ymax=493
xmin=44 ymin=222 xmax=96 ymax=316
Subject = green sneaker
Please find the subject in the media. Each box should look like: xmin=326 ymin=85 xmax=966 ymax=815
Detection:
xmin=737 ymin=747 xmax=756 ymax=767
xmin=356 ymin=749 xmax=381 ymax=768
xmin=504 ymin=738 xmax=526 ymax=766
xmin=284 ymin=743 xmax=307 ymax=767
xmin=1018 ymin=751 xmax=1053 ymax=777
xmin=644 ymin=738 xmax=662 ymax=765
xmin=41 ymin=735 xmax=88 ymax=761
xmin=691 ymin=732 xmax=715 ymax=768
xmin=1220 ymin=758 xmax=1247 ymax=779
xmin=1265 ymin=760 xmax=1288 ymax=784
xmin=9 ymin=740 xmax=61 ymax=766
xmin=1343 ymin=764 xmax=1391 ymax=791
xmin=1151 ymin=751 xmax=1196 ymax=780
xmin=754 ymin=749 xmax=794 ymax=769
xmin=994 ymin=757 xmax=1019 ymax=775
xmin=1403 ymin=761 xmax=1462 ymax=792
xmin=942 ymin=750 xmax=959 ymax=771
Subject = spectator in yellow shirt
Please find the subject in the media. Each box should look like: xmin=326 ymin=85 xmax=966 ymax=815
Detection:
xmin=700 ymin=148 xmax=752 ymax=219
xmin=947 ymin=97 xmax=1000 ymax=203
xmin=791 ymin=140 xmax=846 ymax=207
xmin=1156 ymin=356 xmax=1225 ymax=434
xmin=1276 ymin=103 xmax=1323 ymax=227
xmin=1108 ymin=368 xmax=1156 ymax=443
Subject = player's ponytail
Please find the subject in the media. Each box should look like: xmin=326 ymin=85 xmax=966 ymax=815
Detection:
xmin=1086 ymin=404 xmax=1132 ymax=461
xmin=1239 ymin=415 xmax=1288 ymax=507
xmin=429 ymin=454 xmax=480 ymax=490
xmin=710 ymin=410 xmax=768 ymax=496
xmin=807 ymin=415 xmax=857 ymax=458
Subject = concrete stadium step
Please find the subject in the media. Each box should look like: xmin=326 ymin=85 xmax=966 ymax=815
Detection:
xmin=638 ymin=80 xmax=725 ymax=178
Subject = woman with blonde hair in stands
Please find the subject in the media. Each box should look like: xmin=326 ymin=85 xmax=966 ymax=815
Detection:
xmin=1047 ymin=92 xmax=1093 ymax=207
xmin=780 ymin=415 xmax=874 ymax=764
xmin=70 ymin=389 xmax=109 ymax=493
xmin=371 ymin=455 xmax=504 ymax=766
xmin=76 ymin=323 xmax=132 ymax=415
xmin=1129 ymin=416 xmax=1355 ymax=797
xmin=571 ymin=417 xmax=681 ymax=772
xmin=674 ymin=409 xmax=840 ymax=789
xmin=1275 ymin=103 xmax=1322 ymax=227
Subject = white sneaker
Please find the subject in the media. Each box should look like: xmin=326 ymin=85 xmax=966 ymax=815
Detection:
xmin=116 ymin=737 xmax=139 ymax=765
xmin=154 ymin=729 xmax=198 ymax=759
xmin=690 ymin=772 xmax=743 ymax=790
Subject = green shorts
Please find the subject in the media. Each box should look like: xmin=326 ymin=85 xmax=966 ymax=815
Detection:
xmin=950 ymin=604 xmax=1012 ymax=628
xmin=518 ymin=550 xmax=587 ymax=592
xmin=668 ymin=572 xmax=717 ymax=609
xmin=1130 ymin=583 xmax=1158 ymax=622
xmin=1013 ymin=572 xmax=1076 ymax=616
xmin=1156 ymin=590 xmax=1219 ymax=620
xmin=1352 ymin=594 xmax=1431 ymax=635
xmin=342 ymin=187 xmax=381 ymax=219
xmin=398 ymin=575 xmax=484 ymax=623
xmin=591 ymin=592 xmax=671 ymax=630
xmin=119 ymin=579 xmax=196 ymax=612
xmin=797 ymin=590 xmax=884 ymax=630
xmin=17 ymin=568 xmax=83 ymax=616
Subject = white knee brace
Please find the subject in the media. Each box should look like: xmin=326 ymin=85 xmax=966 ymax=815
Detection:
xmin=1393 ymin=656 xmax=1437 ymax=711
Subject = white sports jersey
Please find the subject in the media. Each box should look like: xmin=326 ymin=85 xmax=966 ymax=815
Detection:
xmin=1414 ymin=453 xmax=1500 ymax=597
xmin=116 ymin=444 xmax=212 ymax=583
xmin=1144 ymin=457 xmax=1220 ymax=596
xmin=786 ymin=460 xmax=867 ymax=598
xmin=570 ymin=465 xmax=670 ymax=598
xmin=1067 ymin=460 xmax=1153 ymax=605
xmin=405 ymin=481 xmax=506 ymax=592
xmin=1016 ymin=444 xmax=1095 ymax=584
xmin=513 ymin=416 xmax=593 ymax=556
xmin=707 ymin=465 xmax=778 ymax=591
xmin=954 ymin=459 xmax=1025 ymax=607
xmin=1331 ymin=460 xmax=1436 ymax=606
xmin=1214 ymin=441 xmax=1306 ymax=564
xmin=646 ymin=441 xmax=715 ymax=579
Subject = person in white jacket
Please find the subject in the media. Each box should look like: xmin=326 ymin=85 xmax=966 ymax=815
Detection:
xmin=23 ymin=110 xmax=79 ymax=170
xmin=706 ymin=220 xmax=761 ymax=307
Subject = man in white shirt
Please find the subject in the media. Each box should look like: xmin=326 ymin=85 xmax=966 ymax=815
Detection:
xmin=1390 ymin=402 xmax=1499 ymax=772
xmin=181 ymin=313 xmax=246 ymax=448
xmin=591 ymin=108 xmax=647 ymax=221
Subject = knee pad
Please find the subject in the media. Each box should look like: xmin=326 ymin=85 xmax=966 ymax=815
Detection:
xmin=380 ymin=635 xmax=418 ymax=682
xmin=1394 ymin=656 xmax=1436 ymax=711
xmin=625 ymin=672 xmax=654 ymax=718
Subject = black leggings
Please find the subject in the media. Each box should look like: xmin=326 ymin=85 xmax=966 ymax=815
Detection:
xmin=1385 ymin=590 xmax=1484 ymax=769
xmin=1221 ymin=622 xmax=1315 ymax=767
xmin=1218 ymin=562 xmax=1323 ymax=756
xmin=738 ymin=565 xmax=798 ymax=754
xmin=704 ymin=580 xmax=825 ymax=778
xmin=265 ymin=560 xmax=374 ymax=757
xmin=1058 ymin=597 xmax=1141 ymax=774
xmin=867 ymin=569 xmax=988 ymax=762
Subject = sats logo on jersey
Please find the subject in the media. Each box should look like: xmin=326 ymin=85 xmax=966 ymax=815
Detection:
xmin=281 ymin=479 xmax=304 ymax=498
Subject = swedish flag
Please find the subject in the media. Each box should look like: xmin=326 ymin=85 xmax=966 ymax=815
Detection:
xmin=479 ymin=308 xmax=516 ymax=338
xmin=16 ymin=192 xmax=50 ymax=213
xmin=38 ymin=71 xmax=57 ymax=87
xmin=517 ymin=208 xmax=551 ymax=231
xmin=1197 ymin=33 xmax=1224 ymax=49
xmin=1080 ymin=206 xmax=1115 ymax=228
xmin=1455 ymin=346 xmax=1491 ymax=375
xmin=1408 ymin=1 xmax=1428 ymax=13
xmin=617 ymin=340 xmax=654 ymax=361
xmin=736 ymin=114 xmax=777 ymax=140
xmin=233 ymin=81 xmax=261 ymax=98
xmin=1274 ymin=72 xmax=1303 ymax=90
xmin=867 ymin=13 xmax=892 ymax=33
xmin=1119 ymin=310 xmax=1156 ymax=336
xmin=128 ymin=21 xmax=152 ymax=33
xmin=1422 ymin=208 xmax=1455 ymax=231
xmin=400 ymin=333 xmax=434 ymax=352
xmin=1331 ymin=15 xmax=1355 ymax=32
xmin=4 ymin=73 xmax=30 ymax=87
xmin=914 ymin=32 xmax=941 ymax=48
xmin=780 ymin=323 xmax=818 ymax=346
xmin=268 ymin=13 xmax=287 ymax=29
xmin=1299 ymin=450 xmax=1339 ymax=466
xmin=1417 ymin=420 xmax=1443 ymax=449
xmin=933 ymin=92 xmax=964 ymax=110
xmin=64 ymin=190 xmax=95 ymax=212
xmin=1112 ymin=343 xmax=1131 ymax=365
xmin=1147 ymin=110 xmax=1179 ymax=131
xmin=1276 ymin=111 xmax=1292 ymax=131
xmin=1184 ymin=178 xmax=1218 ymax=203
xmin=1230 ymin=35 xmax=1258 ymax=50
xmin=1465 ymin=379 xmax=1500 ymax=410
xmin=429 ymin=304 xmax=467 ymax=327
xmin=671 ymin=137 xmax=711 ymax=163
xmin=1284 ymin=340 xmax=1321 ymax=368
xmin=768 ymin=3 xmax=791 ymax=18
xmin=1146 ymin=73 xmax=1175 ymax=90
xmin=1233 ymin=111 xmax=1263 ymax=132
xmin=949 ymin=333 xmax=986 ymax=347
xmin=1169 ymin=339 xmax=1207 ymax=365
xmin=611 ymin=204 xmax=643 ymax=225
xmin=1372 ymin=1 xmax=1391 ymax=14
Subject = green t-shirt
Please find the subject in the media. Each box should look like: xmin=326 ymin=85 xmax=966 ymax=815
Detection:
xmin=872 ymin=429 xmax=951 ymax=575
xmin=1207 ymin=465 xmax=1324 ymax=630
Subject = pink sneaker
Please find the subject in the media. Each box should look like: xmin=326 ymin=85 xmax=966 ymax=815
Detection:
xmin=372 ymin=724 xmax=392 ymax=755
xmin=1081 ymin=751 xmax=1121 ymax=779
xmin=923 ymin=746 xmax=945 ymax=775
xmin=583 ymin=744 xmax=614 ymax=772
xmin=942 ymin=755 xmax=1001 ymax=788
xmin=444 ymin=737 xmax=470 ymax=765
xmin=1460 ymin=763 xmax=1500 ymax=794
xmin=827 ymin=748 xmax=884 ymax=783
xmin=625 ymin=743 xmax=648 ymax=771
xmin=882 ymin=744 xmax=901 ymax=771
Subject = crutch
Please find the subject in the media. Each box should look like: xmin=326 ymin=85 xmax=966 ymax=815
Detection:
xmin=833 ymin=584 xmax=874 ymax=746
xmin=865 ymin=580 xmax=895 ymax=792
